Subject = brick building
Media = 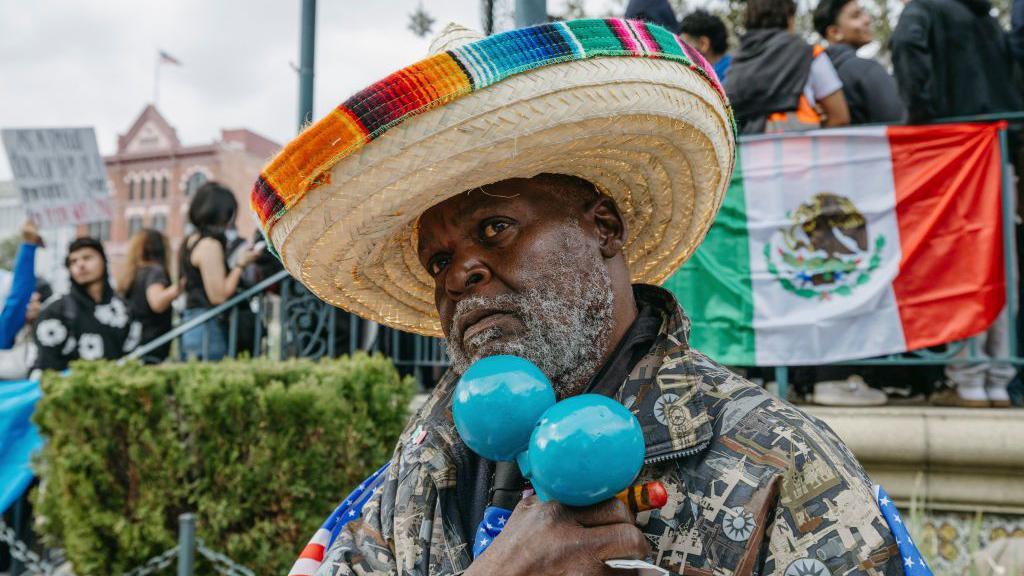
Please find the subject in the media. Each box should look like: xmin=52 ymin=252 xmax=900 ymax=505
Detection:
xmin=94 ymin=105 xmax=279 ymax=277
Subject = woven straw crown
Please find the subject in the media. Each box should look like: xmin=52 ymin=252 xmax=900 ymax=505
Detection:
xmin=251 ymin=18 xmax=736 ymax=337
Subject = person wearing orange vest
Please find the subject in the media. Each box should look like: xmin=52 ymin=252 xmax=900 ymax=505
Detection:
xmin=725 ymin=0 xmax=851 ymax=134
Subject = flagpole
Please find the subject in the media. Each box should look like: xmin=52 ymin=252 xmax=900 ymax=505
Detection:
xmin=154 ymin=52 xmax=161 ymax=106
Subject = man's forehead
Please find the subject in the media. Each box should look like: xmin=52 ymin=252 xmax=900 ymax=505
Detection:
xmin=427 ymin=179 xmax=547 ymax=217
xmin=417 ymin=180 xmax=543 ymax=238
xmin=421 ymin=175 xmax=598 ymax=222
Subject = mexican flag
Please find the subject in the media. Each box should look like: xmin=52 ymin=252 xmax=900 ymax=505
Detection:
xmin=666 ymin=123 xmax=1008 ymax=366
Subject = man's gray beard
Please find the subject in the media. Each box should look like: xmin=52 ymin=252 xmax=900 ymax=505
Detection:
xmin=445 ymin=225 xmax=615 ymax=398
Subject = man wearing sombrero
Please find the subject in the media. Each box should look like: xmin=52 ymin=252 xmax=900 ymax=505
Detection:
xmin=254 ymin=19 xmax=908 ymax=576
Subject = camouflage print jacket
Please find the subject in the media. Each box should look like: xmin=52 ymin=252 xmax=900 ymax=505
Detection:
xmin=316 ymin=287 xmax=903 ymax=576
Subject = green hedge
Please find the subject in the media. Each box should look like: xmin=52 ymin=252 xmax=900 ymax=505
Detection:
xmin=32 ymin=354 xmax=415 ymax=575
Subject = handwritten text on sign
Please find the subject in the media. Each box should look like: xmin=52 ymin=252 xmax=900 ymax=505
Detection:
xmin=1 ymin=127 xmax=113 ymax=229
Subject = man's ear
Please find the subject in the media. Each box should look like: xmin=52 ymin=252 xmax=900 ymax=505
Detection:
xmin=826 ymin=24 xmax=842 ymax=43
xmin=699 ymin=36 xmax=712 ymax=56
xmin=589 ymin=196 xmax=627 ymax=259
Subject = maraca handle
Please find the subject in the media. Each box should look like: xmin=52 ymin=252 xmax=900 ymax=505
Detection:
xmin=615 ymin=481 xmax=668 ymax=514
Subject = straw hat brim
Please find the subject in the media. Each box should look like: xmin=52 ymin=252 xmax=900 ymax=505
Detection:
xmin=269 ymin=56 xmax=734 ymax=337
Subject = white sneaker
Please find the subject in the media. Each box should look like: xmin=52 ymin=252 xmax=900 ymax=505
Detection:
xmin=812 ymin=376 xmax=887 ymax=407
xmin=765 ymin=380 xmax=799 ymax=402
xmin=986 ymin=384 xmax=1012 ymax=408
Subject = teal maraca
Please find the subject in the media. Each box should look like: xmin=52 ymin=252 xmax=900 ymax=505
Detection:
xmin=452 ymin=355 xmax=645 ymax=507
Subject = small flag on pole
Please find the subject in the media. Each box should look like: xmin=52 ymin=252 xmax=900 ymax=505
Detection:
xmin=158 ymin=50 xmax=182 ymax=66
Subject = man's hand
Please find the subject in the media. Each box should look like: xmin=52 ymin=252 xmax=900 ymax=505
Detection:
xmin=466 ymin=496 xmax=650 ymax=576
xmin=20 ymin=220 xmax=43 ymax=247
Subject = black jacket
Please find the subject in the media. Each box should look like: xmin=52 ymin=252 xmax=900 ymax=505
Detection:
xmin=1013 ymin=0 xmax=1024 ymax=62
xmin=892 ymin=0 xmax=1022 ymax=123
xmin=826 ymin=44 xmax=905 ymax=124
xmin=725 ymin=29 xmax=814 ymax=134
xmin=33 ymin=281 xmax=138 ymax=372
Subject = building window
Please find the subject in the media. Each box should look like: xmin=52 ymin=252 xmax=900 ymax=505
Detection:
xmin=87 ymin=221 xmax=111 ymax=241
xmin=185 ymin=172 xmax=208 ymax=196
xmin=161 ymin=176 xmax=168 ymax=199
xmin=151 ymin=176 xmax=158 ymax=199
xmin=152 ymin=214 xmax=167 ymax=232
xmin=128 ymin=216 xmax=144 ymax=237
xmin=128 ymin=180 xmax=135 ymax=201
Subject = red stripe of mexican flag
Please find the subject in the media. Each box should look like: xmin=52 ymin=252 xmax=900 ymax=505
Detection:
xmin=665 ymin=123 xmax=1006 ymax=366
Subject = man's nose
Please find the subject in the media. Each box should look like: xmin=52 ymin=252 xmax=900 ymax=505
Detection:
xmin=444 ymin=253 xmax=491 ymax=299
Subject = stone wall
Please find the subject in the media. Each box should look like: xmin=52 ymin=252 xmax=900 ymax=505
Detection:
xmin=810 ymin=406 xmax=1024 ymax=574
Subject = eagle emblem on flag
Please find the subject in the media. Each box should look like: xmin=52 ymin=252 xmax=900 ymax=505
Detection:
xmin=766 ymin=192 xmax=886 ymax=300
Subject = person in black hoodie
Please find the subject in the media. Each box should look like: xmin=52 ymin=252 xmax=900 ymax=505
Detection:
xmin=32 ymin=237 xmax=141 ymax=374
xmin=725 ymin=0 xmax=851 ymax=133
xmin=891 ymin=0 xmax=1022 ymax=123
xmin=813 ymin=0 xmax=905 ymax=124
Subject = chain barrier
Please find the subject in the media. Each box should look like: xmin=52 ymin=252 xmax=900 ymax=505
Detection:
xmin=2 ymin=523 xmax=254 ymax=576
xmin=120 ymin=545 xmax=179 ymax=576
xmin=0 ymin=518 xmax=56 ymax=575
xmin=196 ymin=539 xmax=255 ymax=576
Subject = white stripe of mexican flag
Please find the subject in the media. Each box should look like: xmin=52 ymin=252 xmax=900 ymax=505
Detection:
xmin=665 ymin=123 xmax=1006 ymax=366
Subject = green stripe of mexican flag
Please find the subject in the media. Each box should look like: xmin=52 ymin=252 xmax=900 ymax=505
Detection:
xmin=665 ymin=123 xmax=1007 ymax=366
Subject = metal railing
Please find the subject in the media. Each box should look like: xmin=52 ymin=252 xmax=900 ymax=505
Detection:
xmin=122 ymin=269 xmax=290 ymax=364
xmin=2 ymin=514 xmax=255 ymax=576
xmin=124 ymin=268 xmax=450 ymax=385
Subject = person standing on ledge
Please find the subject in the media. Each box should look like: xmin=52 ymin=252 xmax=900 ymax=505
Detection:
xmin=680 ymin=10 xmax=733 ymax=82
xmin=253 ymin=19 xmax=908 ymax=576
xmin=813 ymin=0 xmax=904 ymax=124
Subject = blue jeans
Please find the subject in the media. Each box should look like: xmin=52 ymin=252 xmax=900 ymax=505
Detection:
xmin=180 ymin=308 xmax=227 ymax=361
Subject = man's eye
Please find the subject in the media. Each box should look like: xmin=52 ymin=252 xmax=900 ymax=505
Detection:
xmin=428 ymin=255 xmax=450 ymax=276
xmin=482 ymin=221 xmax=510 ymax=239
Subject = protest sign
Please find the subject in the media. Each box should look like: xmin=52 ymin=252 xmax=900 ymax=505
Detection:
xmin=1 ymin=127 xmax=113 ymax=229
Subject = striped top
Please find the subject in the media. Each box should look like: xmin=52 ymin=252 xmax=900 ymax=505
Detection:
xmin=251 ymin=18 xmax=733 ymax=253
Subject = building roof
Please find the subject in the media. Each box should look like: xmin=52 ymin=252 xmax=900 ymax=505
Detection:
xmin=106 ymin=105 xmax=279 ymax=164
xmin=117 ymin=104 xmax=181 ymax=154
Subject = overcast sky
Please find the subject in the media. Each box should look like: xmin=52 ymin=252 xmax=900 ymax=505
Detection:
xmin=0 ymin=0 xmax=626 ymax=179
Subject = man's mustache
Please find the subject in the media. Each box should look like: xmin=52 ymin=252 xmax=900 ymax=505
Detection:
xmin=448 ymin=295 xmax=524 ymax=349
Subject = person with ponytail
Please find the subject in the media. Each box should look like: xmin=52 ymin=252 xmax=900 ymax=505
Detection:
xmin=179 ymin=182 xmax=261 ymax=361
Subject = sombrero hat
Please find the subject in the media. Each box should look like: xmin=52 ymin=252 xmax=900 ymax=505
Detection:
xmin=251 ymin=18 xmax=736 ymax=337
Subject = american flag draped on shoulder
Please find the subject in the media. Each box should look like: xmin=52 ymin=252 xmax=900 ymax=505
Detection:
xmin=287 ymin=462 xmax=390 ymax=576
xmin=875 ymin=485 xmax=933 ymax=575
xmin=287 ymin=469 xmax=932 ymax=574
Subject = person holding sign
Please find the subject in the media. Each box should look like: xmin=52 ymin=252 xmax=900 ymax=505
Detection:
xmin=258 ymin=20 xmax=912 ymax=576
xmin=0 ymin=221 xmax=53 ymax=381
xmin=0 ymin=220 xmax=44 ymax=350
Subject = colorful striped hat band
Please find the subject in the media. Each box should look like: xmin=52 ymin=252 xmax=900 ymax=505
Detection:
xmin=250 ymin=18 xmax=736 ymax=337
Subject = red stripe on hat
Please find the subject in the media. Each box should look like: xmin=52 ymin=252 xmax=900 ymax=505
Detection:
xmin=608 ymin=19 xmax=642 ymax=53
xmin=629 ymin=20 xmax=659 ymax=53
